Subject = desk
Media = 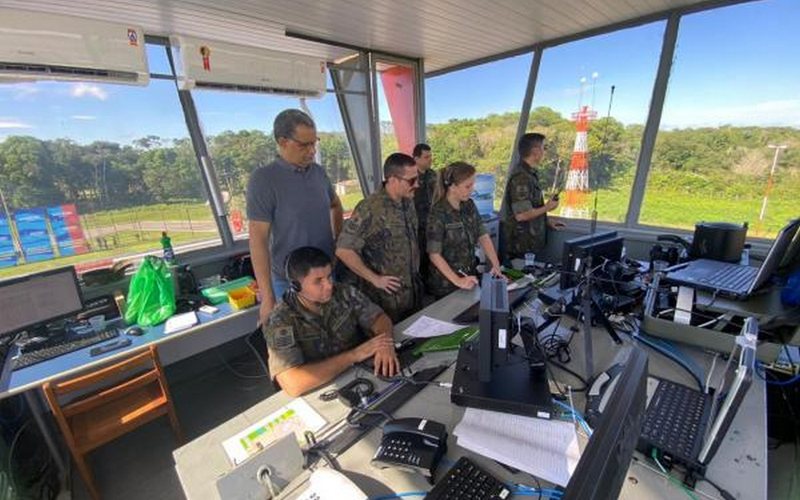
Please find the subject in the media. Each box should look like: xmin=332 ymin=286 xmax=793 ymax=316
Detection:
xmin=173 ymin=288 xmax=767 ymax=499
xmin=0 ymin=303 xmax=259 ymax=489
xmin=0 ymin=303 xmax=258 ymax=399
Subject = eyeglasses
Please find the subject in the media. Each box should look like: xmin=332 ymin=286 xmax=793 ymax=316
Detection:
xmin=288 ymin=136 xmax=319 ymax=149
xmin=394 ymin=175 xmax=419 ymax=186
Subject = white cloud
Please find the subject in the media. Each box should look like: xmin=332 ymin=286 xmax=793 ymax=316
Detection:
xmin=70 ymin=83 xmax=108 ymax=100
xmin=70 ymin=115 xmax=97 ymax=121
xmin=0 ymin=118 xmax=33 ymax=129
xmin=662 ymin=99 xmax=800 ymax=129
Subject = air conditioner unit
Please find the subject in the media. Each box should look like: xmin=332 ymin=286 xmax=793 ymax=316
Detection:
xmin=0 ymin=9 xmax=149 ymax=85
xmin=170 ymin=35 xmax=326 ymax=98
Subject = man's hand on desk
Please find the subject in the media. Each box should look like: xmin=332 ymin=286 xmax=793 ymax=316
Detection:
xmin=351 ymin=335 xmax=399 ymax=377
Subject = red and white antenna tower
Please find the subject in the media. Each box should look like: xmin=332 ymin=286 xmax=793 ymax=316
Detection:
xmin=562 ymin=73 xmax=598 ymax=218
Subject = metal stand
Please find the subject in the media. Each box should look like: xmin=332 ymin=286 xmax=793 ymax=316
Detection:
xmin=537 ymin=258 xmax=622 ymax=380
xmin=24 ymin=389 xmax=71 ymax=495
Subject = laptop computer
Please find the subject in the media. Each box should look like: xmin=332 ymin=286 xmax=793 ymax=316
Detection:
xmin=666 ymin=218 xmax=800 ymax=299
xmin=637 ymin=318 xmax=756 ymax=473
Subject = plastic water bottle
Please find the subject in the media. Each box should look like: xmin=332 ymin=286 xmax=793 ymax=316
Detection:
xmin=161 ymin=231 xmax=175 ymax=263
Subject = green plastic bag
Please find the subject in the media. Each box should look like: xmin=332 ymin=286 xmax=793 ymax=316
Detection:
xmin=124 ymin=256 xmax=176 ymax=327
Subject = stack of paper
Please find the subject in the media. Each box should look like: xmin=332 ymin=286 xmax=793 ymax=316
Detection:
xmin=453 ymin=407 xmax=581 ymax=487
xmin=402 ymin=315 xmax=463 ymax=338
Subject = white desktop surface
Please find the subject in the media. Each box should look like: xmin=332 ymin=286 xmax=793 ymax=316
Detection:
xmin=173 ymin=288 xmax=767 ymax=500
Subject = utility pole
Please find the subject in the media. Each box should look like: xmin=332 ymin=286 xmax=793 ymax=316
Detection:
xmin=759 ymin=144 xmax=787 ymax=224
xmin=0 ymin=182 xmax=24 ymax=263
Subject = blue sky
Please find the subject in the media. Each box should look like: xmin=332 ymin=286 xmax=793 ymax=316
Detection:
xmin=0 ymin=0 xmax=798 ymax=145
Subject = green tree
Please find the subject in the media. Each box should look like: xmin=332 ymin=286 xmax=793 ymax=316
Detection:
xmin=0 ymin=136 xmax=60 ymax=208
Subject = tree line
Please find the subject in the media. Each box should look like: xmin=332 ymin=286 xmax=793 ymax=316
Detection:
xmin=1 ymin=106 xmax=797 ymax=215
xmin=0 ymin=131 xmax=356 ymax=214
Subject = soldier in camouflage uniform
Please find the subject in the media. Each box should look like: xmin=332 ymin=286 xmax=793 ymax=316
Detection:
xmin=426 ymin=162 xmax=503 ymax=298
xmin=337 ymin=153 xmax=422 ymax=322
xmin=501 ymin=132 xmax=565 ymax=260
xmin=413 ymin=144 xmax=436 ymax=277
xmin=263 ymin=246 xmax=398 ymax=396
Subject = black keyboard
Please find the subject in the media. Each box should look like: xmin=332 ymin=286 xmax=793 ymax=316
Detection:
xmin=12 ymin=328 xmax=120 ymax=370
xmin=703 ymin=264 xmax=757 ymax=290
xmin=640 ymin=379 xmax=709 ymax=461
xmin=426 ymin=456 xmax=512 ymax=500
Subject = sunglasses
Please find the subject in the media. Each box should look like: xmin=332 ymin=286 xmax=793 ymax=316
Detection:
xmin=394 ymin=175 xmax=419 ymax=186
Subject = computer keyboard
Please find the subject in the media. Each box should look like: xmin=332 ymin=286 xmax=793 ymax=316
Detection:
xmin=702 ymin=264 xmax=757 ymax=290
xmin=12 ymin=328 xmax=120 ymax=370
xmin=640 ymin=379 xmax=707 ymax=461
xmin=426 ymin=456 xmax=512 ymax=500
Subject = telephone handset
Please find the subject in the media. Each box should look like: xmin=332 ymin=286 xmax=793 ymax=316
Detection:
xmin=371 ymin=417 xmax=448 ymax=481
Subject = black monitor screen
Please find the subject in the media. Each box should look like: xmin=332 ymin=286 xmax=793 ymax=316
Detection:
xmin=560 ymin=231 xmax=623 ymax=289
xmin=0 ymin=267 xmax=83 ymax=338
xmin=563 ymin=347 xmax=648 ymax=500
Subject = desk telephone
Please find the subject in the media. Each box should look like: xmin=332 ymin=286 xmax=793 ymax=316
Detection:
xmin=371 ymin=417 xmax=448 ymax=481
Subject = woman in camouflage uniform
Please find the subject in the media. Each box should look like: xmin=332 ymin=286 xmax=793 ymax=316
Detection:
xmin=425 ymin=162 xmax=503 ymax=298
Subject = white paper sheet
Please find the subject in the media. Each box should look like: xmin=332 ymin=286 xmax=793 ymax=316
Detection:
xmin=222 ymin=399 xmax=326 ymax=466
xmin=453 ymin=407 xmax=581 ymax=487
xmin=401 ymin=315 xmax=463 ymax=338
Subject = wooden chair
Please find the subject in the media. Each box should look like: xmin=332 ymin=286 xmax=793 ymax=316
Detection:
xmin=42 ymin=345 xmax=183 ymax=500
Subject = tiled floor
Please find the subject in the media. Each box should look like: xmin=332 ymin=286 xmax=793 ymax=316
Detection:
xmin=69 ymin=345 xmax=275 ymax=500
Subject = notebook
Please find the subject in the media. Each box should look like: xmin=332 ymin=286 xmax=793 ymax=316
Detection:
xmin=665 ymin=218 xmax=800 ymax=298
xmin=637 ymin=318 xmax=756 ymax=470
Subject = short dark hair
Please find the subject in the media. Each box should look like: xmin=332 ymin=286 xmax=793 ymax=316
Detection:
xmin=518 ymin=132 xmax=546 ymax=159
xmin=413 ymin=143 xmax=431 ymax=158
xmin=285 ymin=246 xmax=331 ymax=284
xmin=383 ymin=152 xmax=416 ymax=180
xmin=273 ymin=109 xmax=315 ymax=141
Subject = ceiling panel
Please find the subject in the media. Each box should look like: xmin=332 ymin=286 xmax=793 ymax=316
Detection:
xmin=0 ymin=0 xmax=740 ymax=74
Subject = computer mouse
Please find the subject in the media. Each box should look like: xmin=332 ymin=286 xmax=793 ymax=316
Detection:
xmin=125 ymin=326 xmax=145 ymax=336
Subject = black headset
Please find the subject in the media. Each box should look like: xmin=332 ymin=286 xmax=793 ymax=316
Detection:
xmin=285 ymin=254 xmax=302 ymax=294
xmin=443 ymin=167 xmax=455 ymax=188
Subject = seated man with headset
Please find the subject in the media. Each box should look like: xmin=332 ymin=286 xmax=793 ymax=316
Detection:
xmin=263 ymin=246 xmax=401 ymax=396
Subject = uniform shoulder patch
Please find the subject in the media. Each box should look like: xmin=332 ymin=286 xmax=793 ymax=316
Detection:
xmin=271 ymin=326 xmax=295 ymax=349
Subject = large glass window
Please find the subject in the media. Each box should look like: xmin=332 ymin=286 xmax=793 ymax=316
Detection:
xmin=528 ymin=22 xmax=665 ymax=222
xmin=0 ymin=44 xmax=217 ymax=279
xmin=642 ymin=0 xmax=800 ymax=237
xmin=425 ymin=53 xmax=533 ymax=208
xmin=192 ymin=76 xmax=363 ymax=237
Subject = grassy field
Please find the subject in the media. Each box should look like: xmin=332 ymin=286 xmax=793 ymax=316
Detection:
xmin=2 ymin=188 xmax=795 ymax=281
xmin=82 ymin=203 xmax=215 ymax=229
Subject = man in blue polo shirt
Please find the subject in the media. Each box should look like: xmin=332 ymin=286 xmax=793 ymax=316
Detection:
xmin=247 ymin=109 xmax=344 ymax=324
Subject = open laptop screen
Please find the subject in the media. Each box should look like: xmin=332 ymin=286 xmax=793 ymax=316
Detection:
xmin=698 ymin=318 xmax=757 ymax=464
xmin=749 ymin=218 xmax=800 ymax=293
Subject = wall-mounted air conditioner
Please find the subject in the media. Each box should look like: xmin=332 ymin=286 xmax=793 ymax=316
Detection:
xmin=0 ymin=8 xmax=149 ymax=86
xmin=169 ymin=35 xmax=326 ymax=98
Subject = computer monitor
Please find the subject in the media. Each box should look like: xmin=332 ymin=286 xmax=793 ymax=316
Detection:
xmin=560 ymin=231 xmax=623 ymax=289
xmin=451 ymin=275 xmax=553 ymax=418
xmin=0 ymin=266 xmax=84 ymax=338
xmin=478 ymin=274 xmax=509 ymax=382
xmin=563 ymin=346 xmax=648 ymax=500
